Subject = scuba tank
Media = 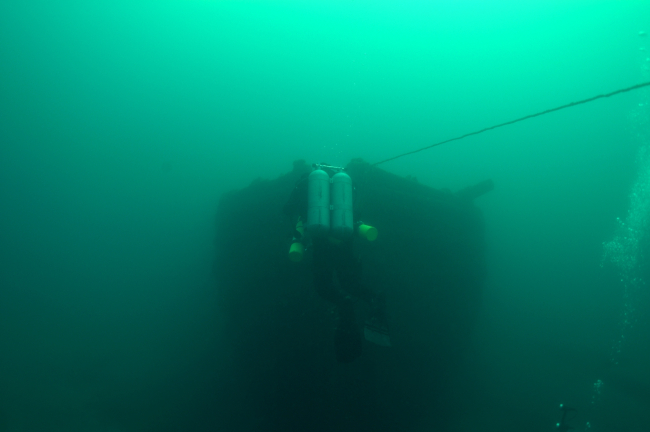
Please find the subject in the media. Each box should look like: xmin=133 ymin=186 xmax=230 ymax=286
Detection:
xmin=330 ymin=171 xmax=354 ymax=240
xmin=305 ymin=168 xmax=330 ymax=238
xmin=290 ymin=163 xmax=377 ymax=261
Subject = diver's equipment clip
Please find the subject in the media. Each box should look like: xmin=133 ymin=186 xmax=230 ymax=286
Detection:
xmin=288 ymin=219 xmax=305 ymax=262
xmin=356 ymin=221 xmax=378 ymax=241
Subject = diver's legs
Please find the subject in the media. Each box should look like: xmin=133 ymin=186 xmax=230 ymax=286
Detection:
xmin=311 ymin=240 xmax=355 ymax=320
xmin=335 ymin=240 xmax=377 ymax=306
xmin=312 ymin=239 xmax=362 ymax=362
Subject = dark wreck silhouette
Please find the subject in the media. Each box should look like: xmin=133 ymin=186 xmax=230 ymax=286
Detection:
xmin=212 ymin=159 xmax=491 ymax=431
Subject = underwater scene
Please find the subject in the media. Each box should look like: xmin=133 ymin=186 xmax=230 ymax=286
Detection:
xmin=1 ymin=1 xmax=649 ymax=431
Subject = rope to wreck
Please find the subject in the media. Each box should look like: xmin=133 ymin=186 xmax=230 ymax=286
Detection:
xmin=372 ymin=81 xmax=650 ymax=166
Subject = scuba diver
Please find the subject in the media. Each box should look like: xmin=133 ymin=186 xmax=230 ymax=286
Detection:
xmin=283 ymin=163 xmax=390 ymax=363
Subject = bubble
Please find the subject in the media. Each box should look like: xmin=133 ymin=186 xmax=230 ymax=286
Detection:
xmin=602 ymin=59 xmax=650 ymax=369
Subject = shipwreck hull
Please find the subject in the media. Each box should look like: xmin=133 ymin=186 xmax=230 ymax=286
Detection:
xmin=212 ymin=159 xmax=488 ymax=431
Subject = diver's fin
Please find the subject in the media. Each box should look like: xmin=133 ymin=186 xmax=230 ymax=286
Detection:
xmin=364 ymin=318 xmax=391 ymax=347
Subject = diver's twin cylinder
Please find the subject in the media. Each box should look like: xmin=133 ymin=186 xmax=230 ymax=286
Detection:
xmin=306 ymin=169 xmax=353 ymax=239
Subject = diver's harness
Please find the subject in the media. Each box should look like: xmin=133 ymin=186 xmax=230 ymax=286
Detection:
xmin=289 ymin=163 xmax=377 ymax=262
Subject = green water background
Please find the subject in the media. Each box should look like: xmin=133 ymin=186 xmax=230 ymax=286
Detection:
xmin=1 ymin=1 xmax=649 ymax=430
